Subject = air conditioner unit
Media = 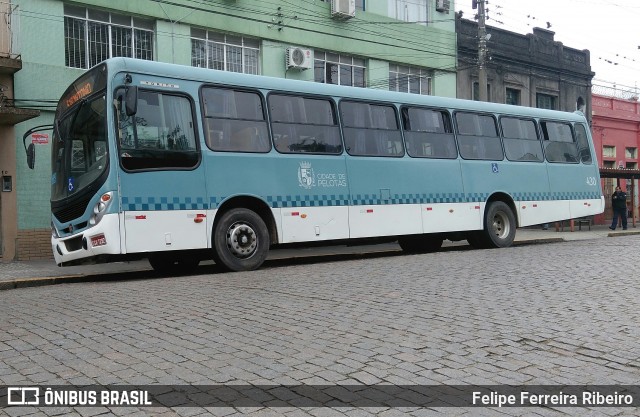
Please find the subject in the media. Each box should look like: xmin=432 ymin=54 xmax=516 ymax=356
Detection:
xmin=331 ymin=0 xmax=355 ymax=20
xmin=435 ymin=0 xmax=450 ymax=13
xmin=286 ymin=47 xmax=313 ymax=70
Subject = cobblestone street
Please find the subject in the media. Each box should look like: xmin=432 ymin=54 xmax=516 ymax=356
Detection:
xmin=2 ymin=236 xmax=640 ymax=416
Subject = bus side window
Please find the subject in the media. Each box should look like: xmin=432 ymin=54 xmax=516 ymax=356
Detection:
xmin=342 ymin=101 xmax=403 ymax=157
xmin=202 ymin=87 xmax=270 ymax=153
xmin=541 ymin=121 xmax=579 ymax=163
xmin=455 ymin=112 xmax=503 ymax=160
xmin=119 ymin=90 xmax=199 ymax=171
xmin=402 ymin=107 xmax=456 ymax=159
xmin=574 ymin=123 xmax=593 ymax=164
xmin=501 ymin=117 xmax=543 ymax=162
xmin=269 ymin=94 xmax=341 ymax=155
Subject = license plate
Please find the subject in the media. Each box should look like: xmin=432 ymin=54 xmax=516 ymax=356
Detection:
xmin=90 ymin=234 xmax=107 ymax=247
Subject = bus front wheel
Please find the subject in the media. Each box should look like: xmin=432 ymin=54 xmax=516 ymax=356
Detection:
xmin=213 ymin=208 xmax=269 ymax=272
xmin=470 ymin=201 xmax=516 ymax=249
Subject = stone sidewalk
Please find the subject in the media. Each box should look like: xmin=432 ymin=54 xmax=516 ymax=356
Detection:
xmin=1 ymin=224 xmax=637 ymax=291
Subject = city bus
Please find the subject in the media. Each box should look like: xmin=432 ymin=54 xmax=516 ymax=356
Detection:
xmin=25 ymin=57 xmax=604 ymax=272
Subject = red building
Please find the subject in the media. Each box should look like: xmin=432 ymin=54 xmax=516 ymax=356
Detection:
xmin=591 ymin=94 xmax=640 ymax=225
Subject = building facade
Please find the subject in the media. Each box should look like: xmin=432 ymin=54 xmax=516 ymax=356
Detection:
xmin=591 ymin=94 xmax=640 ymax=225
xmin=4 ymin=0 xmax=457 ymax=260
xmin=0 ymin=2 xmax=39 ymax=262
xmin=456 ymin=17 xmax=593 ymax=115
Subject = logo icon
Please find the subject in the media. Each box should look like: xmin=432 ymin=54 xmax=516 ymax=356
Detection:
xmin=7 ymin=387 xmax=40 ymax=405
xmin=491 ymin=163 xmax=499 ymax=173
xmin=298 ymin=161 xmax=315 ymax=189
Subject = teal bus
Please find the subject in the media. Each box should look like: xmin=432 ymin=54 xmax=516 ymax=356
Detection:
xmin=26 ymin=58 xmax=604 ymax=272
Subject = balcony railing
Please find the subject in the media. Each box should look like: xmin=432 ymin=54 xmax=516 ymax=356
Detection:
xmin=0 ymin=2 xmax=20 ymax=59
xmin=592 ymin=83 xmax=639 ymax=101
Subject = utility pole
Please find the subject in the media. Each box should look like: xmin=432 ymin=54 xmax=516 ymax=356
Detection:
xmin=476 ymin=0 xmax=488 ymax=101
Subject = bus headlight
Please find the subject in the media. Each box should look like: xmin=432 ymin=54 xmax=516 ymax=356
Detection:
xmin=89 ymin=192 xmax=114 ymax=226
xmin=51 ymin=221 xmax=59 ymax=239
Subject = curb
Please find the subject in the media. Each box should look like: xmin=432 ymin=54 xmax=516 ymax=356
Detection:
xmin=513 ymin=237 xmax=564 ymax=246
xmin=0 ymin=274 xmax=87 ymax=291
xmin=0 ymin=270 xmax=154 ymax=291
xmin=608 ymin=230 xmax=640 ymax=237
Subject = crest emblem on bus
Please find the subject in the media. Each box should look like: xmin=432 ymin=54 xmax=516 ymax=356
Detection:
xmin=298 ymin=161 xmax=315 ymax=189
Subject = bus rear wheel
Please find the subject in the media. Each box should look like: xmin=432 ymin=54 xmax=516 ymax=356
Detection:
xmin=213 ymin=208 xmax=269 ymax=272
xmin=398 ymin=234 xmax=443 ymax=253
xmin=469 ymin=201 xmax=516 ymax=249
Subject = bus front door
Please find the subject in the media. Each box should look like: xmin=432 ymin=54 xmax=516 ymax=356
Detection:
xmin=118 ymin=88 xmax=208 ymax=255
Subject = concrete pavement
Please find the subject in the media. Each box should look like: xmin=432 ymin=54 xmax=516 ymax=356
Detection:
xmin=1 ymin=224 xmax=638 ymax=291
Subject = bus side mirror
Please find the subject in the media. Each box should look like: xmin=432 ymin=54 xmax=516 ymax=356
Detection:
xmin=26 ymin=143 xmax=35 ymax=169
xmin=125 ymin=86 xmax=138 ymax=116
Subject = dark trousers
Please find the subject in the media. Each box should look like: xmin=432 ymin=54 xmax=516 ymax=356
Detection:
xmin=611 ymin=207 xmax=628 ymax=229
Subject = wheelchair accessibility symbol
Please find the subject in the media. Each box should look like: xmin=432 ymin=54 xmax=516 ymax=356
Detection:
xmin=491 ymin=163 xmax=499 ymax=173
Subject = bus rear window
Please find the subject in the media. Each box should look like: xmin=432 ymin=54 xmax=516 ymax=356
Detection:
xmin=575 ymin=123 xmax=593 ymax=164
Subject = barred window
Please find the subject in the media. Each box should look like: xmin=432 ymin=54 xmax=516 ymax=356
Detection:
xmin=314 ymin=51 xmax=366 ymax=88
xmin=389 ymin=64 xmax=431 ymax=95
xmin=388 ymin=0 xmax=427 ymax=24
xmin=64 ymin=5 xmax=154 ymax=69
xmin=536 ymin=93 xmax=557 ymax=110
xmin=191 ymin=29 xmax=260 ymax=75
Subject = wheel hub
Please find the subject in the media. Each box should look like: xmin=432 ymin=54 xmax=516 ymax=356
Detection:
xmin=226 ymin=222 xmax=257 ymax=258
xmin=492 ymin=211 xmax=510 ymax=239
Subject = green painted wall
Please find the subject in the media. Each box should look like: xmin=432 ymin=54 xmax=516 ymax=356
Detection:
xmin=15 ymin=0 xmax=86 ymax=229
xmin=13 ymin=0 xmax=457 ymax=231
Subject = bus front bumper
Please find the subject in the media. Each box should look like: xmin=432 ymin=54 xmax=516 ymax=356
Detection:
xmin=52 ymin=213 xmax=121 ymax=266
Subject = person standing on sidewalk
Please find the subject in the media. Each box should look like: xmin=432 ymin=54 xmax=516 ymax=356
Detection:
xmin=610 ymin=186 xmax=628 ymax=230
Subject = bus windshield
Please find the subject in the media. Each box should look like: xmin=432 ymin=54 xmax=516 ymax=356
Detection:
xmin=51 ymin=92 xmax=108 ymax=202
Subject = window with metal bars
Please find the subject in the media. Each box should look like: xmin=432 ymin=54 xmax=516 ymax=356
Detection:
xmin=190 ymin=29 xmax=260 ymax=75
xmin=64 ymin=5 xmax=154 ymax=69
xmin=314 ymin=51 xmax=366 ymax=88
xmin=388 ymin=64 xmax=431 ymax=95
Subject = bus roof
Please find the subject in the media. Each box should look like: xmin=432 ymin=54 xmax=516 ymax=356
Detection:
xmin=103 ymin=57 xmax=586 ymax=123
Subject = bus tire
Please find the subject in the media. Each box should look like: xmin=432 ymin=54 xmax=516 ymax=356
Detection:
xmin=148 ymin=253 xmax=200 ymax=275
xmin=398 ymin=234 xmax=443 ymax=253
xmin=213 ymin=208 xmax=269 ymax=272
xmin=478 ymin=201 xmax=516 ymax=248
